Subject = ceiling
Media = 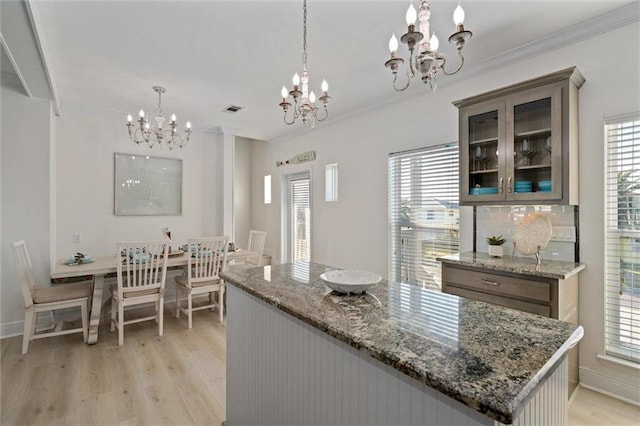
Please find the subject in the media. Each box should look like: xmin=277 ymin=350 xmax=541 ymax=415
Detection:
xmin=8 ymin=0 xmax=639 ymax=142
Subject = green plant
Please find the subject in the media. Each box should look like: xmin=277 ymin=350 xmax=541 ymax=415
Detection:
xmin=486 ymin=235 xmax=506 ymax=246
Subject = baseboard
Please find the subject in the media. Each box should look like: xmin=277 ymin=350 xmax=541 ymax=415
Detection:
xmin=580 ymin=366 xmax=640 ymax=406
xmin=0 ymin=312 xmax=54 ymax=339
xmin=0 ymin=321 xmax=24 ymax=339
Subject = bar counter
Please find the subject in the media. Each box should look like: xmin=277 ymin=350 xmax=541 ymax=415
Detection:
xmin=221 ymin=262 xmax=583 ymax=425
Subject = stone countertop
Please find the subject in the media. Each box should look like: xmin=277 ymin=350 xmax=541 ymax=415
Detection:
xmin=221 ymin=262 xmax=583 ymax=424
xmin=437 ymin=251 xmax=585 ymax=280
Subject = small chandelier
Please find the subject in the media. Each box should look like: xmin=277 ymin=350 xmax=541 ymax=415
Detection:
xmin=279 ymin=0 xmax=331 ymax=127
xmin=126 ymin=86 xmax=192 ymax=149
xmin=384 ymin=1 xmax=472 ymax=91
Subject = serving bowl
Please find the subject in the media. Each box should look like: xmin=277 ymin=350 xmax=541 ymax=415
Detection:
xmin=320 ymin=270 xmax=382 ymax=294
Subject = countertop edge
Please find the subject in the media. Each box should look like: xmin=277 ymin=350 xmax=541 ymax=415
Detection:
xmin=509 ymin=326 xmax=584 ymax=417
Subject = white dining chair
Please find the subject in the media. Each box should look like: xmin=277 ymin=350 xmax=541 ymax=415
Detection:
xmin=237 ymin=230 xmax=267 ymax=267
xmin=110 ymin=239 xmax=169 ymax=346
xmin=175 ymin=236 xmax=229 ymax=327
xmin=12 ymin=240 xmax=90 ymax=355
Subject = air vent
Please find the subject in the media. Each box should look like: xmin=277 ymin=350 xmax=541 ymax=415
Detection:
xmin=224 ymin=105 xmax=243 ymax=113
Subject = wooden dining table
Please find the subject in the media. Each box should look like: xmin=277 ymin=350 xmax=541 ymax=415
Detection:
xmin=50 ymin=250 xmax=256 ymax=344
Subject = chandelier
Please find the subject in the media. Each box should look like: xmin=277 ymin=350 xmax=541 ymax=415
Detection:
xmin=384 ymin=1 xmax=472 ymax=91
xmin=126 ymin=86 xmax=192 ymax=149
xmin=279 ymin=0 xmax=331 ymax=127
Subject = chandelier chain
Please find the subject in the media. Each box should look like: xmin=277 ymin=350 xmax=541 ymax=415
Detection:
xmin=302 ymin=0 xmax=308 ymax=66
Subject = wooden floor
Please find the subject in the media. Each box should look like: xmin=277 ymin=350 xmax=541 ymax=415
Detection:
xmin=1 ymin=306 xmax=638 ymax=426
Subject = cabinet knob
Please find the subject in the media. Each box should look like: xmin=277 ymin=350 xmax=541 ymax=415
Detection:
xmin=508 ymin=177 xmax=513 ymax=193
xmin=499 ymin=178 xmax=504 ymax=193
xmin=481 ymin=279 xmax=500 ymax=286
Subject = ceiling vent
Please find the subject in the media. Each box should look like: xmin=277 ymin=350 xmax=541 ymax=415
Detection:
xmin=224 ymin=105 xmax=243 ymax=113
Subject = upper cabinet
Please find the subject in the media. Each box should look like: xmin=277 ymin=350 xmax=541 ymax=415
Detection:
xmin=453 ymin=67 xmax=584 ymax=205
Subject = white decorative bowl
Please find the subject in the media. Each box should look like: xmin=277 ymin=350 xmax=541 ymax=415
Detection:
xmin=320 ymin=270 xmax=382 ymax=294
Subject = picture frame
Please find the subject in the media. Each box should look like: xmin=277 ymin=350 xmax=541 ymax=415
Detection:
xmin=114 ymin=153 xmax=182 ymax=216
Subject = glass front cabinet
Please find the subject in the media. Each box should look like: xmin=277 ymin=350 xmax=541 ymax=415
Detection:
xmin=454 ymin=67 xmax=584 ymax=205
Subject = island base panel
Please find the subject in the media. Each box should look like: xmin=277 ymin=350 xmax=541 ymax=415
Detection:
xmin=226 ymin=286 xmax=569 ymax=426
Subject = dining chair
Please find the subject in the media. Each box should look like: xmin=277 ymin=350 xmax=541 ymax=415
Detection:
xmin=12 ymin=240 xmax=90 ymax=355
xmin=110 ymin=239 xmax=169 ymax=346
xmin=239 ymin=230 xmax=267 ymax=267
xmin=175 ymin=236 xmax=229 ymax=328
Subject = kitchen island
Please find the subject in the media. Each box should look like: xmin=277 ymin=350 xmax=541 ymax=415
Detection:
xmin=221 ymin=262 xmax=583 ymax=425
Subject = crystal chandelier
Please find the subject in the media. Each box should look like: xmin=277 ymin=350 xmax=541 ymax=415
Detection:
xmin=279 ymin=0 xmax=331 ymax=127
xmin=384 ymin=1 xmax=472 ymax=91
xmin=126 ymin=86 xmax=192 ymax=149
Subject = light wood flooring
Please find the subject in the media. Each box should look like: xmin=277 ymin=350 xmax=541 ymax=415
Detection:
xmin=1 ymin=306 xmax=639 ymax=425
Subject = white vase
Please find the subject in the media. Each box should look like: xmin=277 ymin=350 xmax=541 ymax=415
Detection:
xmin=488 ymin=245 xmax=504 ymax=258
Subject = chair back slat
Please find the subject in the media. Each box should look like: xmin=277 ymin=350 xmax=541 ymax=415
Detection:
xmin=117 ymin=240 xmax=169 ymax=296
xmin=12 ymin=240 xmax=36 ymax=307
xmin=186 ymin=236 xmax=229 ymax=288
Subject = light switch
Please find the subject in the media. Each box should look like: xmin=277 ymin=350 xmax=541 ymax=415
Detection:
xmin=72 ymin=232 xmax=82 ymax=244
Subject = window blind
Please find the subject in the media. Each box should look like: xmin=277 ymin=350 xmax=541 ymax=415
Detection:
xmin=290 ymin=175 xmax=311 ymax=262
xmin=388 ymin=143 xmax=459 ymax=289
xmin=605 ymin=115 xmax=640 ymax=363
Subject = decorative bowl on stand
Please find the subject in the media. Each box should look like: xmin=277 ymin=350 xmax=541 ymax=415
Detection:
xmin=320 ymin=270 xmax=382 ymax=294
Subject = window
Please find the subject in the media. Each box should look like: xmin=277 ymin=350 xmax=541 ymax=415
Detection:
xmin=264 ymin=175 xmax=272 ymax=204
xmin=388 ymin=143 xmax=459 ymax=290
xmin=605 ymin=114 xmax=640 ymax=363
xmin=285 ymin=172 xmax=311 ymax=262
xmin=325 ymin=163 xmax=338 ymax=202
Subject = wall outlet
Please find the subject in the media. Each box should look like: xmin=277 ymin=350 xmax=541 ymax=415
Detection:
xmin=550 ymin=226 xmax=576 ymax=243
xmin=72 ymin=232 xmax=82 ymax=244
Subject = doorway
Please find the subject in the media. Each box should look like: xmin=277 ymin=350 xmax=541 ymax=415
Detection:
xmin=283 ymin=172 xmax=311 ymax=263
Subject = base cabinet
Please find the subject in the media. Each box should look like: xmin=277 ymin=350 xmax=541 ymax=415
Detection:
xmin=442 ymin=263 xmax=579 ymax=397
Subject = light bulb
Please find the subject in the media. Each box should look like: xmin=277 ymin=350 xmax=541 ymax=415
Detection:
xmin=321 ymin=80 xmax=328 ymax=92
xmin=389 ymin=33 xmax=399 ymax=53
xmin=405 ymin=3 xmax=417 ymax=26
xmin=293 ymin=73 xmax=300 ymax=86
xmin=453 ymin=4 xmax=465 ymax=26
xmin=281 ymin=85 xmax=288 ymax=98
xmin=139 ymin=109 xmax=145 ymax=118
xmin=309 ymin=91 xmax=316 ymax=103
xmin=144 ymin=123 xmax=150 ymax=129
xmin=430 ymin=33 xmax=439 ymax=51
xmin=127 ymin=114 xmax=132 ymax=123
xmin=171 ymin=113 xmax=176 ymax=122
xmin=186 ymin=122 xmax=191 ymax=129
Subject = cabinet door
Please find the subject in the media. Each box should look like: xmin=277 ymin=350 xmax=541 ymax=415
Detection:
xmin=506 ymin=85 xmax=562 ymax=201
xmin=459 ymin=100 xmax=506 ymax=204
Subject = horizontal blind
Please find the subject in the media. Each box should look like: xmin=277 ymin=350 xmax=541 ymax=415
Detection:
xmin=388 ymin=143 xmax=459 ymax=290
xmin=605 ymin=115 xmax=640 ymax=363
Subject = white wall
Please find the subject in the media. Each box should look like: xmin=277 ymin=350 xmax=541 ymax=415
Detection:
xmin=250 ymin=23 xmax=640 ymax=402
xmin=54 ymin=105 xmax=223 ymax=259
xmin=1 ymin=75 xmax=52 ymax=327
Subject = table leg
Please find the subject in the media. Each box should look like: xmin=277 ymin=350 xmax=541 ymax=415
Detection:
xmin=87 ymin=274 xmax=105 ymax=345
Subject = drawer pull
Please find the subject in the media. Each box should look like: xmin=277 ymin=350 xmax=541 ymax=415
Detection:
xmin=481 ymin=279 xmax=500 ymax=286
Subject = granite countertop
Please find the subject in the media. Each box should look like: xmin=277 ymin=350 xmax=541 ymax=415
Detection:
xmin=221 ymin=262 xmax=583 ymax=424
xmin=437 ymin=251 xmax=585 ymax=280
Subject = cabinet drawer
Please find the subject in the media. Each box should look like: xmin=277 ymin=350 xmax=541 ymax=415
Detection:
xmin=444 ymin=285 xmax=551 ymax=317
xmin=442 ymin=265 xmax=551 ymax=303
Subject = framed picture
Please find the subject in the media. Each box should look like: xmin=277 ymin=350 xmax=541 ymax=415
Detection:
xmin=114 ymin=153 xmax=182 ymax=215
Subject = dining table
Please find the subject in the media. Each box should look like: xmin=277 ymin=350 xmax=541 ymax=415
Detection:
xmin=50 ymin=249 xmax=256 ymax=344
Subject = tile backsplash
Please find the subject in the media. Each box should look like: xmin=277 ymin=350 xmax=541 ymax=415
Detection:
xmin=475 ymin=205 xmax=578 ymax=262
